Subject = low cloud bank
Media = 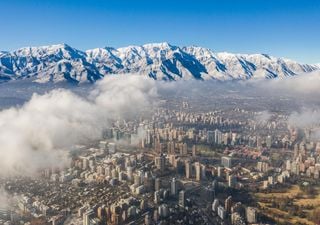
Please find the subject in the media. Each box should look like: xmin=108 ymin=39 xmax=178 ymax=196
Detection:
xmin=288 ymin=109 xmax=320 ymax=128
xmin=0 ymin=75 xmax=157 ymax=176
xmin=1 ymin=71 xmax=320 ymax=176
xmin=246 ymin=71 xmax=320 ymax=99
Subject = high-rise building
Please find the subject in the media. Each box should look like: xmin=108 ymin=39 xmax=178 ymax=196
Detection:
xmin=291 ymin=161 xmax=299 ymax=175
xmin=183 ymin=143 xmax=188 ymax=155
xmin=155 ymin=154 xmax=165 ymax=172
xmin=212 ymin=199 xmax=219 ymax=212
xmin=246 ymin=207 xmax=257 ymax=224
xmin=218 ymin=205 xmax=226 ymax=220
xmin=231 ymin=133 xmax=237 ymax=145
xmin=185 ymin=160 xmax=192 ymax=179
xmin=256 ymin=161 xmax=269 ymax=172
xmin=201 ymin=164 xmax=206 ymax=180
xmin=286 ymin=160 xmax=291 ymax=171
xmin=154 ymin=191 xmax=161 ymax=205
xmin=111 ymin=213 xmax=120 ymax=225
xmin=97 ymin=206 xmax=105 ymax=220
xmin=121 ymin=209 xmax=127 ymax=222
xmin=231 ymin=212 xmax=246 ymax=225
xmin=144 ymin=213 xmax=152 ymax=225
xmin=231 ymin=202 xmax=246 ymax=217
xmin=195 ymin=162 xmax=201 ymax=181
xmin=153 ymin=209 xmax=159 ymax=222
xmin=171 ymin=178 xmax=177 ymax=196
xmin=221 ymin=156 xmax=232 ymax=168
xmin=155 ymin=178 xmax=161 ymax=191
xmin=256 ymin=136 xmax=262 ymax=148
xmin=228 ymin=175 xmax=236 ymax=188
xmin=225 ymin=196 xmax=232 ymax=214
xmin=266 ymin=135 xmax=272 ymax=148
xmin=96 ymin=165 xmax=104 ymax=175
xmin=154 ymin=138 xmax=160 ymax=153
xmin=188 ymin=129 xmax=194 ymax=139
xmin=192 ymin=145 xmax=197 ymax=157
xmin=215 ymin=129 xmax=223 ymax=144
xmin=179 ymin=190 xmax=185 ymax=208
xmin=140 ymin=199 xmax=147 ymax=211
xmin=78 ymin=206 xmax=86 ymax=217
xmin=268 ymin=176 xmax=274 ymax=185
xmin=223 ymin=133 xmax=230 ymax=145
xmin=83 ymin=210 xmax=94 ymax=225
xmin=167 ymin=141 xmax=175 ymax=154
xmin=294 ymin=144 xmax=299 ymax=157
xmin=146 ymin=130 xmax=152 ymax=145
xmin=134 ymin=174 xmax=141 ymax=186
xmin=217 ymin=166 xmax=223 ymax=177
xmin=82 ymin=157 xmax=89 ymax=170
xmin=158 ymin=204 xmax=169 ymax=218
xmin=207 ymin=131 xmax=214 ymax=144
xmin=127 ymin=166 xmax=133 ymax=181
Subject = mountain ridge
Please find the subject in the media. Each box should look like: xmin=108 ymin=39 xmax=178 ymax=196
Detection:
xmin=0 ymin=42 xmax=318 ymax=84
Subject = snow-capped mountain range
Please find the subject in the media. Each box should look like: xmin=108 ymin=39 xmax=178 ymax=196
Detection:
xmin=0 ymin=42 xmax=318 ymax=83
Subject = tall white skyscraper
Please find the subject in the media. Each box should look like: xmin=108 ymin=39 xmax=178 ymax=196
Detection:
xmin=214 ymin=129 xmax=223 ymax=144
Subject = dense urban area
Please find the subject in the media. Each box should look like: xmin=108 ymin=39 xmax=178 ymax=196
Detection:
xmin=1 ymin=91 xmax=320 ymax=225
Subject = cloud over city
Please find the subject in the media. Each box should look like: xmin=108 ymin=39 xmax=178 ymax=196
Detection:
xmin=0 ymin=75 xmax=157 ymax=176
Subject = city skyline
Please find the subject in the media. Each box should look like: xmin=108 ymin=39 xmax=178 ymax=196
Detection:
xmin=1 ymin=1 xmax=320 ymax=224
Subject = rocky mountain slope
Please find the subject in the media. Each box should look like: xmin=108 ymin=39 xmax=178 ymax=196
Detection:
xmin=0 ymin=42 xmax=318 ymax=83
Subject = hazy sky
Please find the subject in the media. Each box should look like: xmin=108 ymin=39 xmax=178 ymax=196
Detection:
xmin=1 ymin=0 xmax=319 ymax=63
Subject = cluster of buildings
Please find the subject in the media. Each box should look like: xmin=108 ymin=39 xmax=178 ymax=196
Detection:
xmin=211 ymin=197 xmax=258 ymax=224
xmin=258 ymin=140 xmax=320 ymax=190
xmin=3 ymin=104 xmax=315 ymax=225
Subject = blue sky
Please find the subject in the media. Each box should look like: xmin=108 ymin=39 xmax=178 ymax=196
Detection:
xmin=1 ymin=0 xmax=319 ymax=63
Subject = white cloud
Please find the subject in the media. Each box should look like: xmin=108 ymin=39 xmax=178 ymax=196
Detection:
xmin=248 ymin=71 xmax=320 ymax=97
xmin=288 ymin=109 xmax=320 ymax=128
xmin=0 ymin=75 xmax=157 ymax=176
xmin=1 ymin=71 xmax=320 ymax=176
xmin=255 ymin=111 xmax=272 ymax=124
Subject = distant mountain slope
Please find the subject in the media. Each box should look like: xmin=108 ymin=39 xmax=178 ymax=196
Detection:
xmin=0 ymin=42 xmax=318 ymax=83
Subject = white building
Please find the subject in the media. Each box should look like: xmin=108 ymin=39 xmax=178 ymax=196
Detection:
xmin=218 ymin=205 xmax=226 ymax=220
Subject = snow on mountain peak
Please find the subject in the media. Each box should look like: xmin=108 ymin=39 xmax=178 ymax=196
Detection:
xmin=142 ymin=42 xmax=173 ymax=50
xmin=0 ymin=43 xmax=319 ymax=84
xmin=13 ymin=43 xmax=85 ymax=59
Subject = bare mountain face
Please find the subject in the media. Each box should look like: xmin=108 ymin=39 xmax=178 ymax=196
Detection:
xmin=0 ymin=42 xmax=318 ymax=84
